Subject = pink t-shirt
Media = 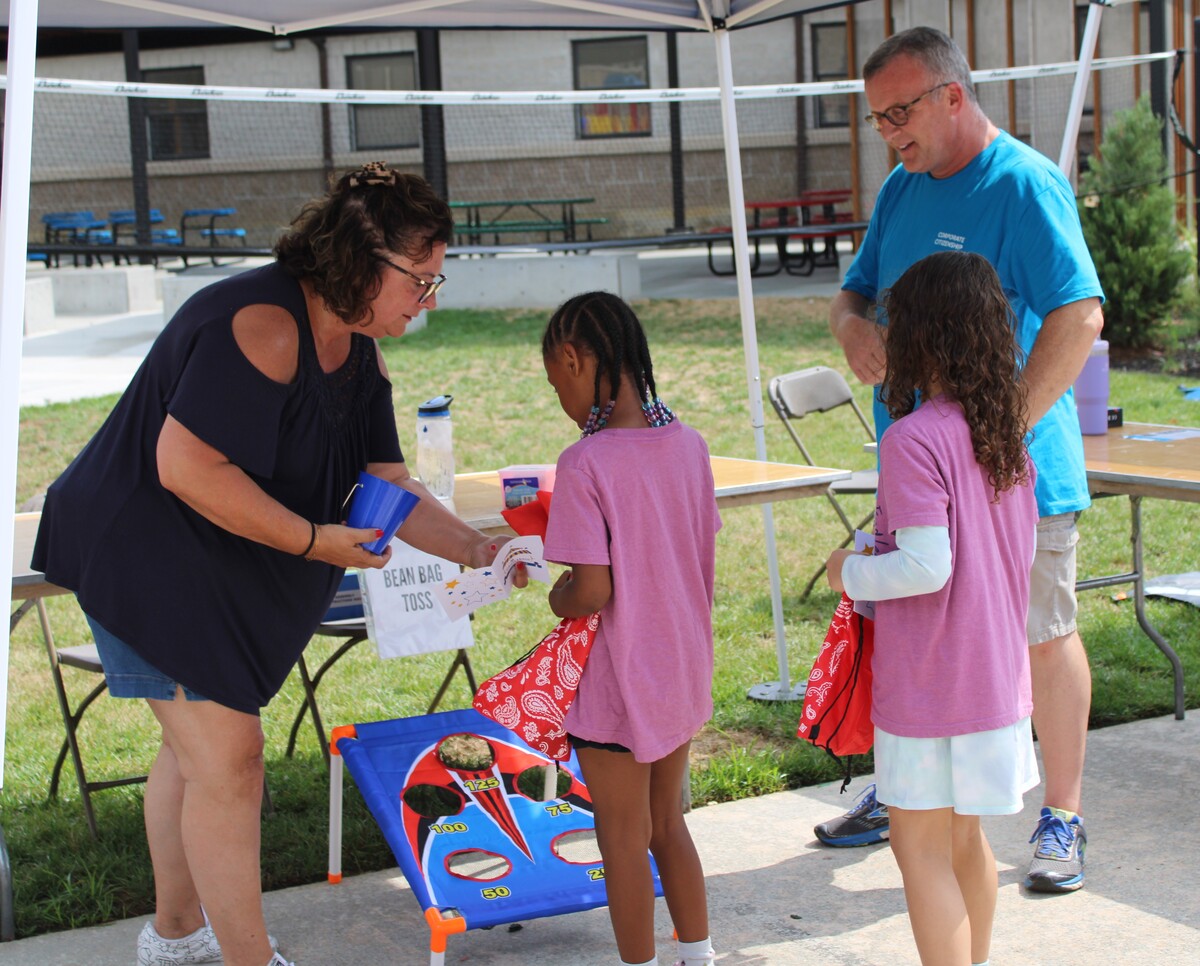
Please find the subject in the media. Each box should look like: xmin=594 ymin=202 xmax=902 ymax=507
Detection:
xmin=543 ymin=420 xmax=722 ymax=762
xmin=871 ymin=397 xmax=1038 ymax=738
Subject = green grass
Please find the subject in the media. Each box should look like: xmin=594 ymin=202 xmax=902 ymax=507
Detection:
xmin=6 ymin=295 xmax=1200 ymax=938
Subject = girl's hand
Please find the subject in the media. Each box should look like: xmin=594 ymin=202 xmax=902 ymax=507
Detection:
xmin=825 ymin=548 xmax=859 ymax=593
xmin=548 ymin=563 xmax=610 ymax=618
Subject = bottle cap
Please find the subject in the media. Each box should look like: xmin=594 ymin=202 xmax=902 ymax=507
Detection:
xmin=418 ymin=394 xmax=453 ymax=416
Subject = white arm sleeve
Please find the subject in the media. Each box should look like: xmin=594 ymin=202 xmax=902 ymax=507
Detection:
xmin=840 ymin=526 xmax=951 ymax=601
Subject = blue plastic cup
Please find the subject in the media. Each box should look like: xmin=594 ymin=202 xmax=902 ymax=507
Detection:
xmin=345 ymin=471 xmax=421 ymax=554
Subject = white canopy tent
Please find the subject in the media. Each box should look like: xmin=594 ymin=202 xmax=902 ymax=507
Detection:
xmin=1 ymin=0 xmax=880 ymax=785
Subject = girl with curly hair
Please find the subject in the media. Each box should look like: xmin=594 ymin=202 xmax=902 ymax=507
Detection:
xmin=825 ymin=250 xmax=1040 ymax=966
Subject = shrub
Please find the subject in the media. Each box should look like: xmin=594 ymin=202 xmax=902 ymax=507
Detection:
xmin=1078 ymin=95 xmax=1193 ymax=349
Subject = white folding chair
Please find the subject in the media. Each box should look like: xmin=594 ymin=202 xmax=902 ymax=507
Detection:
xmin=768 ymin=366 xmax=878 ymax=597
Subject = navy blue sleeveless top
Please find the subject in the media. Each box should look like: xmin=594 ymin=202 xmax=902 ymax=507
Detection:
xmin=33 ymin=263 xmax=403 ymax=713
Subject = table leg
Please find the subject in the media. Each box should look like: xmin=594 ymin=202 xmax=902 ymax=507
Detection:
xmin=288 ymin=632 xmax=368 ymax=767
xmin=1129 ymin=496 xmax=1185 ymax=719
xmin=1076 ymin=494 xmax=1185 ymax=720
xmin=425 ymin=648 xmax=477 ymax=714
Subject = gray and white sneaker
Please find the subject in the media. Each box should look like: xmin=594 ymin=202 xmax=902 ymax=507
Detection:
xmin=1025 ymin=806 xmax=1087 ymax=893
xmin=267 ymin=955 xmax=296 ymax=966
xmin=137 ymin=918 xmax=279 ymax=966
xmin=136 ymin=921 xmax=222 ymax=965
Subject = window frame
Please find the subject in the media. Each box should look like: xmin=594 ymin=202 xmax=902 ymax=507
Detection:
xmin=141 ymin=65 xmax=211 ymax=162
xmin=572 ymin=35 xmax=653 ymax=141
xmin=345 ymin=50 xmax=421 ymax=152
xmin=811 ymin=22 xmax=850 ymax=130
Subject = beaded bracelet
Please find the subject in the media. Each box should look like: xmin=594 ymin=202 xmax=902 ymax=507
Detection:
xmin=299 ymin=521 xmax=318 ymax=560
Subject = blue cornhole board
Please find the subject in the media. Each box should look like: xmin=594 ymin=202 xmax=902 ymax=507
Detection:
xmin=332 ymin=708 xmax=661 ymax=963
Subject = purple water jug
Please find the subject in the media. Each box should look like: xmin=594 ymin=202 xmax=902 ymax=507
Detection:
xmin=1073 ymin=339 xmax=1109 ymax=436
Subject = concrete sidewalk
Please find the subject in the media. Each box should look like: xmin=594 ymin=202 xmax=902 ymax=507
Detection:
xmin=3 ymin=713 xmax=1195 ymax=965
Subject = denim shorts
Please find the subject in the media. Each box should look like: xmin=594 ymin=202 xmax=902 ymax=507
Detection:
xmin=84 ymin=613 xmax=210 ymax=702
xmin=1027 ymin=513 xmax=1080 ymax=646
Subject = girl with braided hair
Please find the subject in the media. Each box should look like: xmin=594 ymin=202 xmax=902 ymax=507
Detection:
xmin=825 ymin=251 xmax=1040 ymax=966
xmin=541 ymin=292 xmax=721 ymax=966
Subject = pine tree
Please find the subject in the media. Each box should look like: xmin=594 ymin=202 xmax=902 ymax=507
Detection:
xmin=1078 ymin=95 xmax=1192 ymax=349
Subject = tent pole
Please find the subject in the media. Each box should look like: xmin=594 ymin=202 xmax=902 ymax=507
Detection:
xmin=1 ymin=0 xmax=40 ymax=784
xmin=1 ymin=0 xmax=40 ymax=937
xmin=712 ymin=26 xmax=799 ymax=703
xmin=1059 ymin=0 xmax=1108 ymax=178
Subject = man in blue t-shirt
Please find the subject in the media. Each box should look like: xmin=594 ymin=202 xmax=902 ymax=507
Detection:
xmin=820 ymin=27 xmax=1103 ymax=898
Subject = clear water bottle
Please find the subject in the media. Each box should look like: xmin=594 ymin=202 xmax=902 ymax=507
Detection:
xmin=416 ymin=394 xmax=456 ymax=504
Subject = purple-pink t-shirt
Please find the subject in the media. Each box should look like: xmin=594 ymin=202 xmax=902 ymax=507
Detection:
xmin=543 ymin=420 xmax=722 ymax=762
xmin=871 ymin=397 xmax=1038 ymax=738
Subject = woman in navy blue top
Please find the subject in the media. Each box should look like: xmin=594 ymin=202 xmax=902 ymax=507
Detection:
xmin=33 ymin=164 xmax=514 ymax=966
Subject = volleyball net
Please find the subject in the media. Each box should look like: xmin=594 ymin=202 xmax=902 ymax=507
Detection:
xmin=9 ymin=48 xmax=1180 ymax=250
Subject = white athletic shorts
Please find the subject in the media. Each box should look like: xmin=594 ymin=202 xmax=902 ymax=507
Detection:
xmin=874 ymin=717 xmax=1040 ymax=815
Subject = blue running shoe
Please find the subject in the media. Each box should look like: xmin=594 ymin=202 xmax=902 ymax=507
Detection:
xmin=1025 ymin=806 xmax=1086 ymax=893
xmin=814 ymin=782 xmax=890 ymax=847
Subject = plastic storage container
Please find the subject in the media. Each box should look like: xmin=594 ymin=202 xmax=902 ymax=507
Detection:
xmin=497 ymin=464 xmax=557 ymax=509
xmin=416 ymin=394 xmax=456 ymax=503
xmin=1073 ymin=338 xmax=1110 ymax=436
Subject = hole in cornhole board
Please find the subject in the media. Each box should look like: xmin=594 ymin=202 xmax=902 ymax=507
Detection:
xmin=447 ymin=848 xmax=512 ymax=881
xmin=437 ymin=733 xmax=495 ymax=771
xmin=403 ymin=784 xmax=465 ymax=818
xmin=516 ymin=765 xmax=574 ymax=801
xmin=551 ymin=829 xmax=603 ymax=865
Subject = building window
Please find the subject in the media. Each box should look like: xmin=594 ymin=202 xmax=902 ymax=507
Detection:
xmin=347 ymin=52 xmax=420 ymax=151
xmin=573 ymin=36 xmax=652 ymax=139
xmin=812 ymin=23 xmax=850 ymax=128
xmin=142 ymin=66 xmax=210 ymax=161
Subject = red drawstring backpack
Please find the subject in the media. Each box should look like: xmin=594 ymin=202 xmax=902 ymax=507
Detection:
xmin=474 ymin=487 xmax=600 ymax=760
xmin=473 ymin=612 xmax=598 ymax=760
xmin=797 ymin=592 xmax=875 ymax=791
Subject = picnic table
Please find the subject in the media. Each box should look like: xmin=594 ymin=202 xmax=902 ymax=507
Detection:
xmin=450 ymin=197 xmax=603 ymax=245
xmin=107 ymin=209 xmax=182 ymax=264
xmin=707 ymin=188 xmax=862 ymax=277
xmin=179 ymin=207 xmax=248 ymax=264
xmin=40 ymin=211 xmax=111 ymax=267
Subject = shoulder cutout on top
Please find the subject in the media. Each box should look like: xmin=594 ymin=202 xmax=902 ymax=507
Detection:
xmin=231 ymin=303 xmax=301 ymax=385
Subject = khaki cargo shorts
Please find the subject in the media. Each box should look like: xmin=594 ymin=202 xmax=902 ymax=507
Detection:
xmin=1027 ymin=512 xmax=1080 ymax=646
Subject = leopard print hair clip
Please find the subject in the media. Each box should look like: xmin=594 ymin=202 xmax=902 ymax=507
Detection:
xmin=347 ymin=161 xmax=397 ymax=187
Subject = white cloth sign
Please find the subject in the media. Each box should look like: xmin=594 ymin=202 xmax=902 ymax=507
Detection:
xmin=359 ymin=538 xmax=474 ymax=659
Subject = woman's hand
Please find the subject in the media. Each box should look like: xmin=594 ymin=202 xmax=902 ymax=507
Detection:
xmin=307 ymin=524 xmax=395 ymax=569
xmin=465 ymin=535 xmax=529 ymax=588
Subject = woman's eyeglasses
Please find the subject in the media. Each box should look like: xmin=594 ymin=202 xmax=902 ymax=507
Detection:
xmin=375 ymin=257 xmax=447 ymax=304
xmin=864 ymin=82 xmax=951 ymax=132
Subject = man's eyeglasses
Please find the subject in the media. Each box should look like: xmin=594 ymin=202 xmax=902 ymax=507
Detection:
xmin=864 ymin=82 xmax=951 ymax=132
xmin=375 ymin=256 xmax=446 ymax=304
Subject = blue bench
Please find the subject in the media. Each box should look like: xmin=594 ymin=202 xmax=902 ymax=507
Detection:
xmin=181 ymin=207 xmax=247 ymax=264
xmin=107 ymin=209 xmax=185 ymax=265
xmin=41 ymin=211 xmax=112 ymax=266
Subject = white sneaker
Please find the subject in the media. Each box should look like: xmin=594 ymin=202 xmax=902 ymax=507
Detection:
xmin=267 ymin=955 xmax=296 ymax=966
xmin=136 ymin=919 xmax=280 ymax=966
xmin=136 ymin=921 xmax=222 ymax=965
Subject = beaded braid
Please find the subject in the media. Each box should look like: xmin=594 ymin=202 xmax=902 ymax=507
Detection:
xmin=542 ymin=291 xmax=675 ymax=437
